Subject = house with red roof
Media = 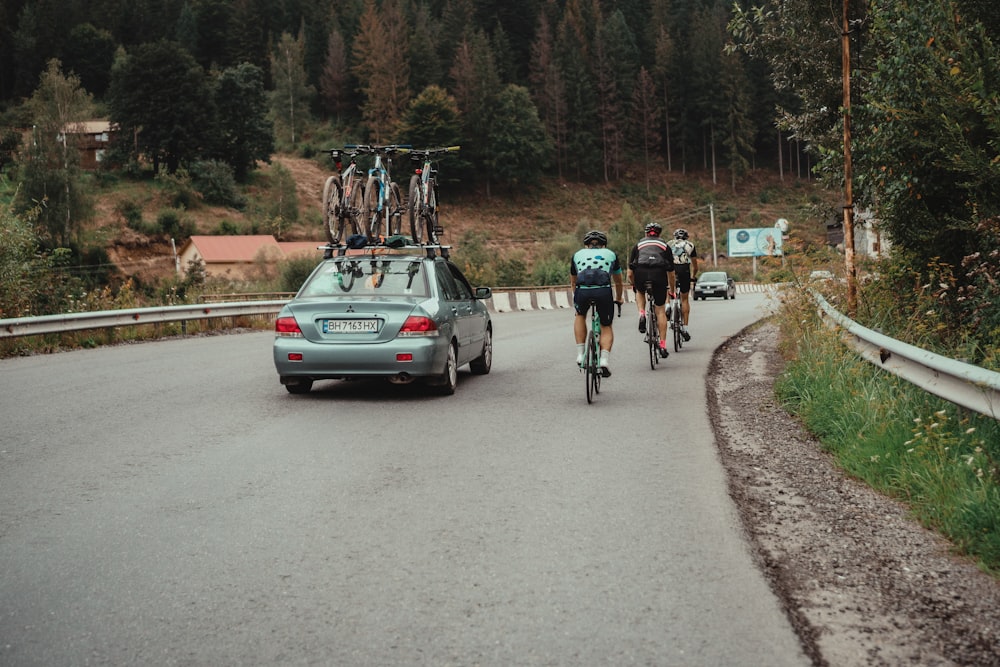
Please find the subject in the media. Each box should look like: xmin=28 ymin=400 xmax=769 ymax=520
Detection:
xmin=178 ymin=235 xmax=324 ymax=279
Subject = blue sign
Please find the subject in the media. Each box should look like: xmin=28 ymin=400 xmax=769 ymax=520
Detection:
xmin=727 ymin=228 xmax=783 ymax=257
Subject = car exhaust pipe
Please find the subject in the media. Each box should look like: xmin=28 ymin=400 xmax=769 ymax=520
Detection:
xmin=388 ymin=373 xmax=416 ymax=385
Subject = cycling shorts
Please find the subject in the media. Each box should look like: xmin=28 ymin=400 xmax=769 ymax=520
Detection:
xmin=574 ymin=286 xmax=616 ymax=326
xmin=631 ymin=267 xmax=668 ymax=306
xmin=674 ymin=265 xmax=693 ymax=294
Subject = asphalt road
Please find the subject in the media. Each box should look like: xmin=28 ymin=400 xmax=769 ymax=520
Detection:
xmin=0 ymin=292 xmax=806 ymax=666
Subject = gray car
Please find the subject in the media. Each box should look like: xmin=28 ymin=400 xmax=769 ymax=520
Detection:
xmin=693 ymin=271 xmax=736 ymax=300
xmin=273 ymin=249 xmax=492 ymax=394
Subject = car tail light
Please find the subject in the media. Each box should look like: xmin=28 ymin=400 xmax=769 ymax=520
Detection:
xmin=275 ymin=316 xmax=303 ymax=337
xmin=288 ymin=353 xmax=303 ymax=361
xmin=398 ymin=315 xmax=439 ymax=337
xmin=396 ymin=353 xmax=413 ymax=362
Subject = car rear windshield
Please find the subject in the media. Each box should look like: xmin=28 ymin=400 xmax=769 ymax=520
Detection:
xmin=299 ymin=258 xmax=430 ymax=297
xmin=700 ymin=272 xmax=727 ymax=281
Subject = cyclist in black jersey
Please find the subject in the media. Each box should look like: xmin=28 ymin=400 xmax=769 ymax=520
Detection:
xmin=627 ymin=222 xmax=675 ymax=358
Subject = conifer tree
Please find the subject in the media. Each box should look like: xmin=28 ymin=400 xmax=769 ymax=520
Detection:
xmin=528 ymin=8 xmax=567 ymax=177
xmin=630 ymin=66 xmax=661 ymax=195
xmin=351 ymin=0 xmax=411 ymax=142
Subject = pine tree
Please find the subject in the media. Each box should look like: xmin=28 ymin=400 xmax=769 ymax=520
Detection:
xmin=528 ymin=8 xmax=567 ymax=177
xmin=319 ymin=25 xmax=350 ymax=122
xmin=630 ymin=66 xmax=661 ymax=195
xmin=351 ymin=0 xmax=411 ymax=142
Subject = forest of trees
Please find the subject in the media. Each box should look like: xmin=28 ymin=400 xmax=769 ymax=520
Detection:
xmin=0 ymin=0 xmax=810 ymax=189
xmin=1 ymin=0 xmax=999 ymax=324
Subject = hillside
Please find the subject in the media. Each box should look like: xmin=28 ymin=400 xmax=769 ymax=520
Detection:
xmin=97 ymin=155 xmax=838 ymax=286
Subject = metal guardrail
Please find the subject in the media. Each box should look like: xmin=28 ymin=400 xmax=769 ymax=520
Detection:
xmin=0 ymin=301 xmax=289 ymax=339
xmin=813 ymin=291 xmax=1000 ymax=420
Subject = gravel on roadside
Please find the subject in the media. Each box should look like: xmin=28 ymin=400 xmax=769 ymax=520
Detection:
xmin=708 ymin=321 xmax=1000 ymax=667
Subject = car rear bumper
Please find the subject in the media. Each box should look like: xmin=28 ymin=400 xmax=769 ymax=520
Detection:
xmin=273 ymin=336 xmax=447 ymax=380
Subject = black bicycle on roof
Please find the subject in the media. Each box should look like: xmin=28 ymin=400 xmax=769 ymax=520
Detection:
xmin=401 ymin=146 xmax=459 ymax=245
xmin=321 ymin=147 xmax=367 ymax=245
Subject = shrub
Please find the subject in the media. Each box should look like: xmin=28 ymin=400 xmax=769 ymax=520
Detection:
xmin=189 ymin=160 xmax=246 ymax=209
xmin=279 ymin=256 xmax=318 ymax=292
xmin=156 ymin=208 xmax=195 ymax=238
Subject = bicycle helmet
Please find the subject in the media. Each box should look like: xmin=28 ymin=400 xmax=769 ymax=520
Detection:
xmin=583 ymin=230 xmax=608 ymax=247
xmin=674 ymin=228 xmax=689 ymax=240
xmin=644 ymin=222 xmax=663 ymax=236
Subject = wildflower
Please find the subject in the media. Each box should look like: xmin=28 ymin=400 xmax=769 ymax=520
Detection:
xmin=934 ymin=410 xmax=947 ymax=419
xmin=930 ymin=422 xmax=939 ymax=429
xmin=967 ymin=428 xmax=977 ymax=435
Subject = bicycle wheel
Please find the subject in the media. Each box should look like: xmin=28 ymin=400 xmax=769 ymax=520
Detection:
xmin=673 ymin=301 xmax=683 ymax=352
xmin=426 ymin=183 xmax=440 ymax=243
xmin=387 ymin=182 xmax=403 ymax=237
xmin=364 ymin=176 xmax=382 ymax=241
xmin=344 ymin=177 xmax=365 ymax=237
xmin=647 ymin=305 xmax=657 ymax=370
xmin=321 ymin=175 xmax=344 ymax=244
xmin=585 ymin=330 xmax=596 ymax=404
xmin=407 ymin=175 xmax=424 ymax=243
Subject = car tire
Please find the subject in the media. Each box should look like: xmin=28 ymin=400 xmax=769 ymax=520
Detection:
xmin=284 ymin=379 xmax=313 ymax=394
xmin=469 ymin=327 xmax=492 ymax=375
xmin=429 ymin=342 xmax=458 ymax=395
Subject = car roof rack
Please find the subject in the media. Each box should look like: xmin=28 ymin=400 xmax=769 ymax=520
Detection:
xmin=317 ymin=241 xmax=451 ymax=260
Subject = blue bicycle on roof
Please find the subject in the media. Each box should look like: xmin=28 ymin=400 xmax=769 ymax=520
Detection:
xmin=348 ymin=144 xmax=407 ymax=243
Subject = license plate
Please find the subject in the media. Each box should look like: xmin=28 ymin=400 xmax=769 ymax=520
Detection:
xmin=323 ymin=318 xmax=380 ymax=333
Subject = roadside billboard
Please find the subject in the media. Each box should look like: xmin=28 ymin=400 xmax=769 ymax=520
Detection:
xmin=727 ymin=227 xmax=784 ymax=257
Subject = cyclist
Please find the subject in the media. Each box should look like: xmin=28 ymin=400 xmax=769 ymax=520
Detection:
xmin=571 ymin=230 xmax=624 ymax=376
xmin=627 ymin=222 xmax=675 ymax=358
xmin=668 ymin=228 xmax=699 ymax=341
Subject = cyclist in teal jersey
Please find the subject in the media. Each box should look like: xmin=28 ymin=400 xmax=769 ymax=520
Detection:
xmin=571 ymin=230 xmax=624 ymax=376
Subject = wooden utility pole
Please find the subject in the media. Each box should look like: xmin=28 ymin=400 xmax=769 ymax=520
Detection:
xmin=842 ymin=0 xmax=858 ymax=315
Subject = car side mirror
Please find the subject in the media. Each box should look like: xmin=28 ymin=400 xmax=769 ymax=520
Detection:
xmin=474 ymin=287 xmax=492 ymax=299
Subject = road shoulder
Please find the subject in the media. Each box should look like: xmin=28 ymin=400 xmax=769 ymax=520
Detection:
xmin=708 ymin=319 xmax=1000 ymax=666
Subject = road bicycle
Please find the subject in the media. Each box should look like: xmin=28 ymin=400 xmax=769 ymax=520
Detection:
xmin=401 ymin=146 xmax=460 ymax=244
xmin=642 ymin=281 xmax=661 ymax=370
xmin=321 ymin=147 xmax=366 ymax=245
xmin=581 ymin=300 xmax=621 ymax=404
xmin=356 ymin=144 xmax=407 ymax=243
xmin=669 ymin=291 xmax=684 ymax=352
